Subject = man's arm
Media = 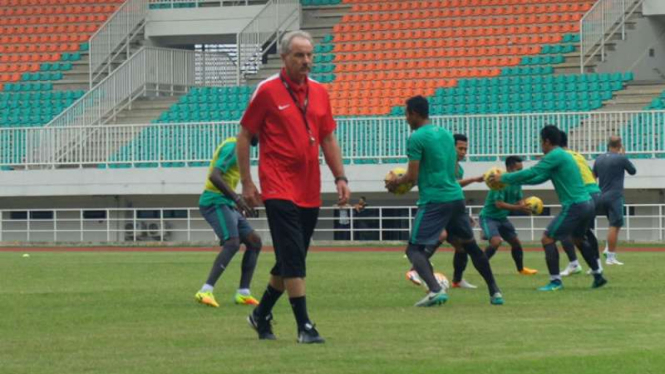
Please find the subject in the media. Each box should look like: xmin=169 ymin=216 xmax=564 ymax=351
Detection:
xmin=500 ymin=154 xmax=556 ymax=185
xmin=459 ymin=175 xmax=484 ymax=187
xmin=208 ymin=168 xmax=255 ymax=217
xmin=496 ymin=200 xmax=531 ymax=214
xmin=397 ymin=160 xmax=420 ymax=186
xmin=321 ymin=132 xmax=350 ymax=205
xmin=623 ymin=156 xmax=637 ymax=175
xmin=237 ymin=127 xmax=261 ymax=207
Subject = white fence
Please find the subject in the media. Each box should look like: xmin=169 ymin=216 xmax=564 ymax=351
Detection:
xmin=1 ymin=204 xmax=663 ymax=244
xmin=580 ymin=0 xmax=644 ymax=72
xmin=236 ymin=0 xmax=299 ymax=84
xmin=148 ymin=0 xmax=256 ymax=7
xmin=89 ymin=0 xmax=149 ymax=86
xmin=2 ymin=110 xmax=664 ymax=169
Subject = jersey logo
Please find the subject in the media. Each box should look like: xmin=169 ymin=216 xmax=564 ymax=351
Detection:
xmin=278 ymin=104 xmax=291 ymax=111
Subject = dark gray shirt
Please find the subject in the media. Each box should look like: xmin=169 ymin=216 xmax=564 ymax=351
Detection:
xmin=592 ymin=152 xmax=637 ymax=197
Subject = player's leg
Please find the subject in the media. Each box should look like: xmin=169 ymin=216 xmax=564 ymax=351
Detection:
xmin=448 ymin=202 xmax=503 ymax=304
xmin=196 ymin=205 xmax=242 ymax=307
xmin=539 ymin=206 xmax=570 ymax=291
xmin=235 ymin=223 xmax=262 ymax=305
xmin=450 ymin=241 xmax=476 ymax=289
xmin=406 ymin=229 xmax=446 ymax=286
xmin=559 ymin=237 xmax=583 ymax=276
xmin=605 ymin=197 xmax=625 ymax=265
xmin=502 ymin=221 xmax=537 ymax=275
xmin=480 ymin=216 xmax=503 ymax=260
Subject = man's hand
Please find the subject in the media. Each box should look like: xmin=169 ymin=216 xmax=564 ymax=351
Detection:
xmin=385 ymin=172 xmax=400 ymax=193
xmin=241 ymin=180 xmax=262 ymax=208
xmin=518 ymin=201 xmax=533 ymax=215
xmin=234 ymin=195 xmax=257 ymax=218
xmin=336 ymin=179 xmax=351 ymax=206
xmin=488 ymin=173 xmax=501 ymax=185
xmin=473 ymin=175 xmax=484 ymax=183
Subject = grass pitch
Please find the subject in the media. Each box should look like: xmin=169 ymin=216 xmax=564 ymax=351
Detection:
xmin=1 ymin=249 xmax=664 ymax=374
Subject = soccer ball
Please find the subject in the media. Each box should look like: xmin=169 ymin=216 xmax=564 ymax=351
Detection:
xmin=524 ymin=196 xmax=544 ymax=215
xmin=384 ymin=167 xmax=414 ymax=195
xmin=483 ymin=167 xmax=506 ymax=190
xmin=434 ymin=272 xmax=450 ymax=291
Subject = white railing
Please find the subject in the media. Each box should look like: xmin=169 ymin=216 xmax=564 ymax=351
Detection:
xmin=90 ymin=0 xmax=149 ymax=86
xmin=580 ymin=0 xmax=644 ymax=72
xmin=148 ymin=0 xmax=255 ymax=7
xmin=1 ymin=204 xmax=663 ymax=244
xmin=2 ymin=110 xmax=664 ymax=169
xmin=236 ymin=0 xmax=299 ymax=84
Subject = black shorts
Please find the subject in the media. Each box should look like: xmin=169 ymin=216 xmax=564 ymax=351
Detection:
xmin=265 ymin=199 xmax=319 ymax=278
xmin=545 ymin=200 xmax=595 ymax=240
xmin=410 ymin=200 xmax=474 ymax=246
xmin=598 ymin=194 xmax=625 ymax=227
xmin=479 ymin=216 xmax=518 ymax=241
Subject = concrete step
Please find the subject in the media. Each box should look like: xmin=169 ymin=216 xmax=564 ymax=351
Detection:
xmin=597 ymin=103 xmax=647 ymax=111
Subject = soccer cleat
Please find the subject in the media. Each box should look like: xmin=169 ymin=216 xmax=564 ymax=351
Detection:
xmin=406 ymin=270 xmax=423 ymax=286
xmin=195 ymin=291 xmax=219 ymax=308
xmin=561 ymin=263 xmax=583 ymax=276
xmin=297 ymin=323 xmax=325 ymax=344
xmin=592 ymin=275 xmax=608 ymax=289
xmin=451 ymin=279 xmax=478 ymax=289
xmin=234 ymin=292 xmax=259 ymax=306
xmin=414 ymin=289 xmax=449 ymax=307
xmin=606 ymin=257 xmax=624 ymax=266
xmin=490 ymin=292 xmax=504 ymax=305
xmin=519 ymin=267 xmax=538 ymax=275
xmin=247 ymin=311 xmax=277 ymax=340
xmin=537 ymin=280 xmax=564 ymax=291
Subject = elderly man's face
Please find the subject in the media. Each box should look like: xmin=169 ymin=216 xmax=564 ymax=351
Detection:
xmin=282 ymin=37 xmax=313 ymax=83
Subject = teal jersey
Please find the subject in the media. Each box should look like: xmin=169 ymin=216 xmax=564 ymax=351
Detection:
xmin=198 ymin=138 xmax=239 ymax=207
xmin=480 ymin=183 xmax=523 ymax=219
xmin=501 ymin=147 xmax=591 ymax=205
xmin=407 ymin=124 xmax=463 ymax=205
xmin=455 ymin=162 xmax=464 ymax=180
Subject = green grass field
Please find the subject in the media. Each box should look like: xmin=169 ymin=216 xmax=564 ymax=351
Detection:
xmin=2 ymin=250 xmax=664 ymax=374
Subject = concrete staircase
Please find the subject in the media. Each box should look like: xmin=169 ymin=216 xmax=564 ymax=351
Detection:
xmin=109 ymin=96 xmax=180 ymax=125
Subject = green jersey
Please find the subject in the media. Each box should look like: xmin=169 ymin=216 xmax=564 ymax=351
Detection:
xmin=501 ymin=147 xmax=591 ymax=206
xmin=455 ymin=162 xmax=464 ymax=180
xmin=407 ymin=124 xmax=463 ymax=205
xmin=198 ymin=137 xmax=239 ymax=207
xmin=480 ymin=183 xmax=523 ymax=220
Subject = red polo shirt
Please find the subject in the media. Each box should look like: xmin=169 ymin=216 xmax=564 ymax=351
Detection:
xmin=240 ymin=69 xmax=336 ymax=208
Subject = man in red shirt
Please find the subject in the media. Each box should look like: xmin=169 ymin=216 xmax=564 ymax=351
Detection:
xmin=237 ymin=30 xmax=350 ymax=344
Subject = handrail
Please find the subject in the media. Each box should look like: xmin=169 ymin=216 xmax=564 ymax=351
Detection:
xmin=235 ymin=0 xmax=300 ymax=84
xmin=89 ymin=0 xmax=149 ymax=87
xmin=580 ymin=0 xmax=644 ymax=72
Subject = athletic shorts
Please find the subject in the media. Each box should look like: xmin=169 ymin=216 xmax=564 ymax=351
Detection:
xmin=200 ymin=204 xmax=254 ymax=242
xmin=479 ymin=216 xmax=518 ymax=241
xmin=264 ymin=199 xmax=319 ymax=278
xmin=589 ymin=192 xmax=601 ymax=229
xmin=410 ymin=200 xmax=474 ymax=246
xmin=545 ymin=200 xmax=595 ymax=240
xmin=598 ymin=194 xmax=624 ymax=227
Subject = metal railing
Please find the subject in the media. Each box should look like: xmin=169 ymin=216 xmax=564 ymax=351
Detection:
xmin=2 ymin=110 xmax=664 ymax=169
xmin=148 ymin=0 xmax=255 ymax=7
xmin=90 ymin=0 xmax=149 ymax=86
xmin=1 ymin=204 xmax=663 ymax=244
xmin=236 ymin=0 xmax=299 ymax=84
xmin=580 ymin=0 xmax=644 ymax=72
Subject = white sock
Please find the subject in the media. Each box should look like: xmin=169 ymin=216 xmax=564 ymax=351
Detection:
xmin=201 ymin=284 xmax=214 ymax=292
xmin=570 ymin=260 xmax=580 ymax=267
xmin=551 ymin=275 xmax=562 ymax=282
xmin=597 ymin=259 xmax=604 ymax=271
xmin=237 ymin=288 xmax=250 ymax=296
xmin=604 ymin=244 xmax=609 ymax=253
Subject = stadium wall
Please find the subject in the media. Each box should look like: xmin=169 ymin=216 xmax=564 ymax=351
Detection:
xmin=644 ymin=0 xmax=665 ymax=15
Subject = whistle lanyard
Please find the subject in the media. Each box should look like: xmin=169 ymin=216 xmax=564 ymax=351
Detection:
xmin=280 ymin=73 xmax=315 ymax=144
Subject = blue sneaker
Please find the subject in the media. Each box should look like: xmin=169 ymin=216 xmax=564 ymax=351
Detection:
xmin=490 ymin=292 xmax=504 ymax=305
xmin=538 ymin=280 xmax=564 ymax=291
xmin=414 ymin=290 xmax=448 ymax=307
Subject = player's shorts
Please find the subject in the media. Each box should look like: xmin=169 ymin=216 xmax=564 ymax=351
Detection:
xmin=200 ymin=204 xmax=254 ymax=242
xmin=545 ymin=200 xmax=595 ymax=240
xmin=264 ymin=199 xmax=319 ymax=278
xmin=598 ymin=193 xmax=624 ymax=227
xmin=589 ymin=192 xmax=601 ymax=229
xmin=479 ymin=216 xmax=518 ymax=241
xmin=410 ymin=200 xmax=474 ymax=246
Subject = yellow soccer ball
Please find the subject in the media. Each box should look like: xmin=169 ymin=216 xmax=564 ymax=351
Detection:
xmin=524 ymin=196 xmax=544 ymax=215
xmin=483 ymin=167 xmax=506 ymax=191
xmin=384 ymin=167 xmax=413 ymax=195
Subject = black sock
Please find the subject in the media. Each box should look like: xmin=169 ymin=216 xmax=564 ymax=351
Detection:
xmin=290 ymin=296 xmax=312 ymax=332
xmin=205 ymin=238 xmax=240 ymax=287
xmin=544 ymin=242 xmax=560 ymax=277
xmin=452 ymin=250 xmax=468 ymax=283
xmin=462 ymin=241 xmax=500 ymax=296
xmin=511 ymin=244 xmax=524 ymax=271
xmin=560 ymin=238 xmax=577 ymax=262
xmin=254 ymin=285 xmax=283 ymax=318
xmin=576 ymin=239 xmax=600 ymax=272
xmin=239 ymin=247 xmax=260 ymax=290
xmin=485 ymin=245 xmax=498 ymax=260
xmin=406 ymin=244 xmax=441 ymax=293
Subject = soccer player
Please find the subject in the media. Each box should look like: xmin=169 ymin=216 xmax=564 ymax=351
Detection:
xmin=195 ymin=136 xmax=262 ymax=308
xmin=593 ymin=136 xmax=637 ymax=265
xmin=559 ymin=131 xmax=602 ymax=276
xmin=388 ymin=95 xmax=503 ymax=306
xmin=490 ymin=125 xmax=607 ymax=291
xmin=479 ymin=156 xmax=538 ymax=275
xmin=238 ymin=31 xmax=350 ymax=344
xmin=405 ymin=134 xmax=483 ymax=289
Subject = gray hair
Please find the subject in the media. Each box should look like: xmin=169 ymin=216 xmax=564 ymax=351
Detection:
xmin=280 ymin=30 xmax=314 ymax=54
